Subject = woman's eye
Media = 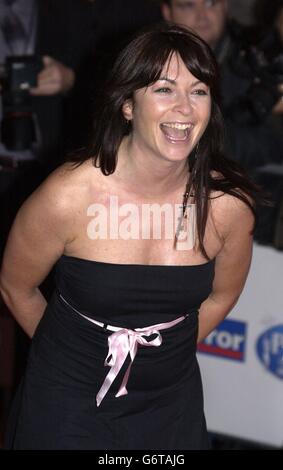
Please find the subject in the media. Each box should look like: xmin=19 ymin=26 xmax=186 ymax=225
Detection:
xmin=155 ymin=87 xmax=172 ymax=93
xmin=193 ymin=89 xmax=208 ymax=95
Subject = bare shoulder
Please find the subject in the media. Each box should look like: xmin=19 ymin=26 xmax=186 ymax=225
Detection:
xmin=209 ymin=187 xmax=255 ymax=241
xmin=0 ymin=160 xmax=101 ymax=293
xmin=25 ymin=160 xmax=100 ymax=219
xmin=12 ymin=159 xmax=99 ymax=245
xmin=36 ymin=160 xmax=93 ymax=208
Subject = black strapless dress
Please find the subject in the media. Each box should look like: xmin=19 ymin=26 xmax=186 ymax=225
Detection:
xmin=5 ymin=255 xmax=215 ymax=450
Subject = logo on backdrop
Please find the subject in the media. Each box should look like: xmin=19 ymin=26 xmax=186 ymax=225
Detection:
xmin=256 ymin=325 xmax=283 ymax=380
xmin=197 ymin=319 xmax=247 ymax=362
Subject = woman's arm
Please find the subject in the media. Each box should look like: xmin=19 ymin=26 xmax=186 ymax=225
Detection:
xmin=0 ymin=166 xmax=76 ymax=338
xmin=197 ymin=194 xmax=254 ymax=343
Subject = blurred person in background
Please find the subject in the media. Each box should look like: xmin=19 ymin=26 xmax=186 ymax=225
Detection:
xmin=161 ymin=0 xmax=283 ymax=172
xmin=0 ymin=0 xmax=94 ymax=254
xmin=248 ymin=0 xmax=283 ymax=246
xmin=252 ymin=0 xmax=283 ymax=121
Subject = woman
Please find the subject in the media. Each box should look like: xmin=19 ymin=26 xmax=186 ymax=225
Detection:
xmin=1 ymin=24 xmax=258 ymax=450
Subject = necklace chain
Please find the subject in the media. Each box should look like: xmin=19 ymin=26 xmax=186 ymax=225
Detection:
xmin=174 ymin=166 xmax=197 ymax=246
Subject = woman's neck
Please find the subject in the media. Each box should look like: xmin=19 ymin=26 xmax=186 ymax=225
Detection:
xmin=114 ymin=137 xmax=190 ymax=198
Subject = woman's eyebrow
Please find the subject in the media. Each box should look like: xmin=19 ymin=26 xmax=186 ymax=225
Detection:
xmin=158 ymin=77 xmax=207 ymax=87
xmin=158 ymin=77 xmax=176 ymax=84
xmin=191 ymin=80 xmax=206 ymax=86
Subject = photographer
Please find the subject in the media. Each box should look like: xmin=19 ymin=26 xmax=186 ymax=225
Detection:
xmin=0 ymin=0 xmax=93 ymax=254
xmin=161 ymin=0 xmax=283 ymax=172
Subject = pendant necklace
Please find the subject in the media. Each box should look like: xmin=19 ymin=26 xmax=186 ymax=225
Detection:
xmin=174 ymin=168 xmax=197 ymax=251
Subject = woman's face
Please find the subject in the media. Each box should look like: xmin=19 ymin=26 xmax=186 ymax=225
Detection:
xmin=122 ymin=53 xmax=211 ymax=165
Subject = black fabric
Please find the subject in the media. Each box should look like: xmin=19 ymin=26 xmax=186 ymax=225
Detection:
xmin=5 ymin=255 xmax=215 ymax=450
xmin=64 ymin=0 xmax=162 ymax=153
xmin=253 ymin=167 xmax=283 ymax=245
xmin=1 ymin=1 xmax=27 ymax=55
xmin=216 ymin=25 xmax=283 ymax=171
xmin=32 ymin=0 xmax=95 ymax=172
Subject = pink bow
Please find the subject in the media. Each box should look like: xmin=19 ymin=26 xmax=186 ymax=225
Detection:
xmin=96 ymin=315 xmax=187 ymax=407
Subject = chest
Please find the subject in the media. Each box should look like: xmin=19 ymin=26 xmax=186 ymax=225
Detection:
xmin=65 ymin=192 xmax=223 ymax=265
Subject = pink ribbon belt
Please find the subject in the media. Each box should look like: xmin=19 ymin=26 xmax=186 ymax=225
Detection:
xmin=59 ymin=293 xmax=189 ymax=407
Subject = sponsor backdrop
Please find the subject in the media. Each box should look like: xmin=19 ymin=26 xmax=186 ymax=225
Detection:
xmin=197 ymin=243 xmax=283 ymax=447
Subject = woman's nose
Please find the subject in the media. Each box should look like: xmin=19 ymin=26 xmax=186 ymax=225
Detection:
xmin=173 ymin=92 xmax=193 ymax=115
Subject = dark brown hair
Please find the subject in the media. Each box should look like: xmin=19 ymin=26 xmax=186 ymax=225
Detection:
xmin=69 ymin=23 xmax=263 ymax=259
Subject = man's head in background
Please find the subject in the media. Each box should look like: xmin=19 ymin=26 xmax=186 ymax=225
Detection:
xmin=161 ymin=0 xmax=228 ymax=48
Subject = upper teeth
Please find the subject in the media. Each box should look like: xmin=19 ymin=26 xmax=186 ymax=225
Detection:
xmin=162 ymin=123 xmax=192 ymax=130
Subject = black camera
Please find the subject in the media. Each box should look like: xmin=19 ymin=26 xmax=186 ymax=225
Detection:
xmin=0 ymin=55 xmax=42 ymax=151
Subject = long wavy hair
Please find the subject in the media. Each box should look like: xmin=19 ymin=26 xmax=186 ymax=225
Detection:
xmin=69 ymin=23 xmax=264 ymax=259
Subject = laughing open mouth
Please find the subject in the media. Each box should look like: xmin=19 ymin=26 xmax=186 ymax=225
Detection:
xmin=160 ymin=122 xmax=193 ymax=142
